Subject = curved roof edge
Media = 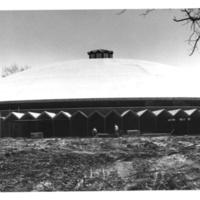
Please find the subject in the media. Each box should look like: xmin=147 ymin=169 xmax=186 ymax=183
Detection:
xmin=1 ymin=97 xmax=200 ymax=104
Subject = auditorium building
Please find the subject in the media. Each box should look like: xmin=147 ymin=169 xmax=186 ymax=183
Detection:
xmin=0 ymin=49 xmax=200 ymax=137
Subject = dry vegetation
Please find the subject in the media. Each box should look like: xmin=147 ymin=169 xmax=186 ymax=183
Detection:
xmin=1 ymin=64 xmax=31 ymax=77
xmin=0 ymin=136 xmax=200 ymax=191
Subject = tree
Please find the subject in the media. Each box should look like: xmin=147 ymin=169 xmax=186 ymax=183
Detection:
xmin=1 ymin=63 xmax=31 ymax=78
xmin=117 ymin=9 xmax=200 ymax=56
xmin=173 ymin=9 xmax=200 ymax=56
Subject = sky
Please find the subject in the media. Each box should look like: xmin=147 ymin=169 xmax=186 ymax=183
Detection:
xmin=0 ymin=2 xmax=200 ymax=70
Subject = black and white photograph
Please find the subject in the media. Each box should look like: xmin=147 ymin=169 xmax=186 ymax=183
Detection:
xmin=0 ymin=0 xmax=200 ymax=197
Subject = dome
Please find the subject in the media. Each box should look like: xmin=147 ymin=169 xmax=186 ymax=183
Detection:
xmin=0 ymin=58 xmax=200 ymax=138
xmin=0 ymin=58 xmax=195 ymax=102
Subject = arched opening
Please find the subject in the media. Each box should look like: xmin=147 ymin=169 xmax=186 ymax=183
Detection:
xmin=88 ymin=111 xmax=105 ymax=136
xmin=71 ymin=111 xmax=88 ymax=137
xmin=121 ymin=110 xmax=139 ymax=132
xmin=105 ymin=111 xmax=121 ymax=134
xmin=54 ymin=111 xmax=71 ymax=137
xmin=137 ymin=110 xmax=156 ymax=133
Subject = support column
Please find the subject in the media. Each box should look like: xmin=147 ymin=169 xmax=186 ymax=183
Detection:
xmin=52 ymin=120 xmax=55 ymax=138
xmin=187 ymin=118 xmax=190 ymax=135
xmin=155 ymin=118 xmax=157 ymax=133
xmin=0 ymin=112 xmax=1 ymax=138
xmin=138 ymin=118 xmax=140 ymax=131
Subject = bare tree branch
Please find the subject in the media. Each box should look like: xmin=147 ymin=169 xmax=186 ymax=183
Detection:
xmin=189 ymin=34 xmax=200 ymax=56
xmin=173 ymin=17 xmax=190 ymax=22
xmin=116 ymin=9 xmax=126 ymax=15
xmin=117 ymin=8 xmax=200 ymax=55
xmin=141 ymin=9 xmax=155 ymax=18
xmin=141 ymin=8 xmax=200 ymax=56
xmin=173 ymin=9 xmax=200 ymax=55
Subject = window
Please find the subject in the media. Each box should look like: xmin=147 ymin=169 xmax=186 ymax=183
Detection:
xmin=96 ymin=53 xmax=102 ymax=58
xmin=103 ymin=53 xmax=109 ymax=58
xmin=179 ymin=118 xmax=186 ymax=121
xmin=90 ymin=54 xmax=95 ymax=58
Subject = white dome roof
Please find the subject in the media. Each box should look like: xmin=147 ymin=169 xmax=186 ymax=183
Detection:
xmin=0 ymin=59 xmax=196 ymax=101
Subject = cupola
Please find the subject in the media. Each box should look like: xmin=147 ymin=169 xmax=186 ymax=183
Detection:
xmin=87 ymin=49 xmax=113 ymax=59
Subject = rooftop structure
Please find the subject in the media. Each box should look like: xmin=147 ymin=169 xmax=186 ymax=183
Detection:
xmin=87 ymin=49 xmax=113 ymax=59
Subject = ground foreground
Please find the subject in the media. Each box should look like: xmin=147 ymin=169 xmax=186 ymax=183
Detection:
xmin=0 ymin=136 xmax=200 ymax=191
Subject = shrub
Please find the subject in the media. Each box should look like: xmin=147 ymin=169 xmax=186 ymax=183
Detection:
xmin=1 ymin=64 xmax=31 ymax=78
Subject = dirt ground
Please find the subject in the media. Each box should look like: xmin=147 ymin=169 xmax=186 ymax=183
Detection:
xmin=0 ymin=136 xmax=200 ymax=191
